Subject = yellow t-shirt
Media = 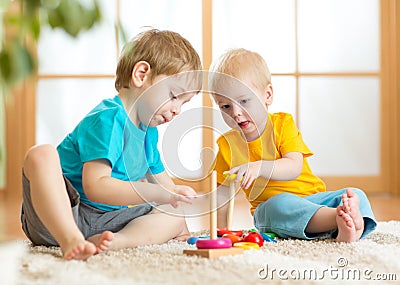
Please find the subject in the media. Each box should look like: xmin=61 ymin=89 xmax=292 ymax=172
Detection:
xmin=214 ymin=112 xmax=326 ymax=215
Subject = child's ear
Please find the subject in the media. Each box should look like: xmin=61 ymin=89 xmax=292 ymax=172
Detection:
xmin=131 ymin=61 xmax=151 ymax=87
xmin=265 ymin=84 xmax=273 ymax=105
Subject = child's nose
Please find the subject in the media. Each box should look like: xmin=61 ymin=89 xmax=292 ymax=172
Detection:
xmin=231 ymin=104 xmax=243 ymax=117
xmin=171 ymin=102 xmax=181 ymax=115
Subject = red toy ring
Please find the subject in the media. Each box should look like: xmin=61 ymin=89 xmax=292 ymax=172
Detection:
xmin=217 ymin=228 xmax=243 ymax=237
xmin=196 ymin=238 xmax=232 ymax=249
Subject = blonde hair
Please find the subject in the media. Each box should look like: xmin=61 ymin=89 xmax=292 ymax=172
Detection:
xmin=210 ymin=48 xmax=271 ymax=92
xmin=115 ymin=29 xmax=202 ymax=91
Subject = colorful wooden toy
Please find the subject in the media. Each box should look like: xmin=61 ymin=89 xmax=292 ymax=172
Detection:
xmin=243 ymin=231 xmax=264 ymax=247
xmin=223 ymin=171 xmax=239 ymax=231
xmin=196 ymin=238 xmax=232 ymax=249
xmin=222 ymin=233 xmax=243 ymax=244
xmin=217 ymin=228 xmax=243 ymax=237
xmin=260 ymin=232 xmax=277 ymax=243
xmin=233 ymin=242 xmax=260 ymax=250
xmin=183 ymin=171 xmax=244 ymax=258
xmin=187 ymin=236 xmax=210 ymax=245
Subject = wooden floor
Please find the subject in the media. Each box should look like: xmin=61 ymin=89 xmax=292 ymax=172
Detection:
xmin=1 ymin=191 xmax=399 ymax=241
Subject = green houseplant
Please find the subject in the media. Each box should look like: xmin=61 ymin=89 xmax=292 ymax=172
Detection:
xmin=0 ymin=0 xmax=102 ymax=89
xmin=0 ymin=0 xmax=102 ymax=189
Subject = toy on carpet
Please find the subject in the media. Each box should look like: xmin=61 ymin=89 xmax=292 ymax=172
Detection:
xmin=260 ymin=232 xmax=277 ymax=243
xmin=233 ymin=242 xmax=260 ymax=250
xmin=183 ymin=171 xmax=244 ymax=258
xmin=221 ymin=170 xmax=277 ymax=243
xmin=184 ymin=171 xmax=277 ymax=258
xmin=186 ymin=236 xmax=209 ymax=245
xmin=217 ymin=228 xmax=243 ymax=237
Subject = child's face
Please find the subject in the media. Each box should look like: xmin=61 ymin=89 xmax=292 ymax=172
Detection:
xmin=213 ymin=76 xmax=272 ymax=141
xmin=136 ymin=72 xmax=200 ymax=127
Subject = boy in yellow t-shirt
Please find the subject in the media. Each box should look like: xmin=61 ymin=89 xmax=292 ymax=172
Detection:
xmin=209 ymin=48 xmax=376 ymax=242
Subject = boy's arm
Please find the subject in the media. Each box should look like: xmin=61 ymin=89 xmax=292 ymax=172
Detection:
xmin=229 ymin=152 xmax=303 ymax=189
xmin=146 ymin=171 xmax=198 ymax=207
xmin=82 ymin=159 xmax=196 ymax=207
xmin=146 ymin=171 xmax=175 ymax=187
xmin=264 ymin=151 xmax=303 ymax=180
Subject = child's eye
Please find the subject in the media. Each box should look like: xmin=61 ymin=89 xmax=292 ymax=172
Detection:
xmin=220 ymin=104 xmax=230 ymax=109
xmin=170 ymin=92 xmax=178 ymax=100
xmin=239 ymin=99 xmax=249 ymax=105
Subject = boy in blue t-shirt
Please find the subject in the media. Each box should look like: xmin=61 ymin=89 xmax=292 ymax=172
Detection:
xmin=21 ymin=29 xmax=202 ymax=260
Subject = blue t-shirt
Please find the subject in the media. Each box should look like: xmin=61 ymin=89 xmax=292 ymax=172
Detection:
xmin=57 ymin=95 xmax=165 ymax=211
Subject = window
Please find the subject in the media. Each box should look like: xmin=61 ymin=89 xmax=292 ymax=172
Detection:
xmin=212 ymin=0 xmax=380 ymax=180
xmin=36 ymin=0 xmax=384 ymax=191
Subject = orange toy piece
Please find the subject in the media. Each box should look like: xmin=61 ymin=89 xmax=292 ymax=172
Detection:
xmin=222 ymin=233 xmax=244 ymax=244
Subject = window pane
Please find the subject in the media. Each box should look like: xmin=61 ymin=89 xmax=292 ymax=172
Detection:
xmin=213 ymin=0 xmax=296 ymax=73
xmin=38 ymin=0 xmax=117 ymax=75
xmin=36 ymin=78 xmax=116 ymax=146
xmin=120 ymin=0 xmax=203 ymax=178
xmin=299 ymin=77 xmax=380 ymax=176
xmin=157 ymin=93 xmax=204 ymax=179
xmin=119 ymin=0 xmax=202 ymax=57
xmin=298 ymin=0 xmax=380 ymax=72
xmin=212 ymin=99 xmax=231 ymax=155
xmin=268 ymin=76 xmax=296 ymax=117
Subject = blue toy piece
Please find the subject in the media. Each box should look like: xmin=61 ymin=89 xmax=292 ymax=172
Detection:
xmin=187 ymin=237 xmax=198 ymax=245
xmin=263 ymin=232 xmax=276 ymax=238
xmin=187 ymin=236 xmax=210 ymax=245
xmin=260 ymin=232 xmax=277 ymax=243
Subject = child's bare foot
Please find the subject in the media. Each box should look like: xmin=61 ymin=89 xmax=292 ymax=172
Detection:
xmin=342 ymin=188 xmax=364 ymax=239
xmin=87 ymin=231 xmax=114 ymax=253
xmin=336 ymin=206 xmax=357 ymax=242
xmin=345 ymin=188 xmax=364 ymax=230
xmin=62 ymin=240 xmax=97 ymax=260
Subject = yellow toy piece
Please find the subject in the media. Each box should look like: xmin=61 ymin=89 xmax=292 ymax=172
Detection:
xmin=233 ymin=242 xmax=260 ymax=250
xmin=223 ymin=171 xmax=242 ymax=181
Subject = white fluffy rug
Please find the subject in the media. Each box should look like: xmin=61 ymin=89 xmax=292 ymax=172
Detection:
xmin=7 ymin=221 xmax=400 ymax=284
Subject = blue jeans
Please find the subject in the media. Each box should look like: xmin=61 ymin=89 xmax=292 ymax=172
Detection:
xmin=254 ymin=188 xmax=377 ymax=239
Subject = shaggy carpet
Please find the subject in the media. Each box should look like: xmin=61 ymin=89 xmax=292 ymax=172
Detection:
xmin=7 ymin=221 xmax=400 ymax=285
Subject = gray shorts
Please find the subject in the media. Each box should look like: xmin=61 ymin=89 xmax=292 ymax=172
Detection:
xmin=21 ymin=171 xmax=154 ymax=246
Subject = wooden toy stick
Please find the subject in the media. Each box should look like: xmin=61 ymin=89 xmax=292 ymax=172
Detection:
xmin=227 ymin=180 xmax=235 ymax=230
xmin=183 ymin=170 xmax=244 ymax=258
xmin=222 ymin=171 xmax=239 ymax=230
xmin=210 ymin=170 xmax=217 ymax=240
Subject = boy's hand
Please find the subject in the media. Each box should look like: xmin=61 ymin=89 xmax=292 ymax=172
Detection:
xmin=168 ymin=185 xmax=197 ymax=208
xmin=229 ymin=161 xmax=263 ymax=189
